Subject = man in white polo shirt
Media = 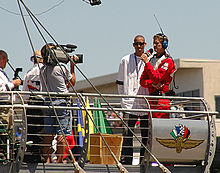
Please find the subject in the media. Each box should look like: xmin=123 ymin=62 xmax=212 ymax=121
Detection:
xmin=116 ymin=35 xmax=150 ymax=165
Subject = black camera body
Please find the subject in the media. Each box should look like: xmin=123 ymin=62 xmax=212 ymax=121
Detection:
xmin=41 ymin=43 xmax=83 ymax=66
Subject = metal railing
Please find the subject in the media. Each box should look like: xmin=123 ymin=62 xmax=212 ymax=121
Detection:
xmin=0 ymin=91 xmax=218 ymax=173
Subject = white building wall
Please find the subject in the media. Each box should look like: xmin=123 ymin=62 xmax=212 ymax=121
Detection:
xmin=174 ymin=68 xmax=203 ymax=96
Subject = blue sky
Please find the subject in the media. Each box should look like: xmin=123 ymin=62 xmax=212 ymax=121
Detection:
xmin=0 ymin=0 xmax=219 ymax=81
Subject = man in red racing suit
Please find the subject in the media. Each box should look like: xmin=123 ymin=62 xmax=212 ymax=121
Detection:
xmin=140 ymin=33 xmax=176 ymax=118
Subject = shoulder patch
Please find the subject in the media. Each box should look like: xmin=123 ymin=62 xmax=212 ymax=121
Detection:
xmin=161 ymin=62 xmax=169 ymax=70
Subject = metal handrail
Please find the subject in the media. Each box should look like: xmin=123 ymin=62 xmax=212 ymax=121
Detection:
xmin=0 ymin=91 xmax=217 ymax=173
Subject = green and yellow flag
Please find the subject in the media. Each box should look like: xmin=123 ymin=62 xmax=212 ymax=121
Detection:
xmin=93 ymin=98 xmax=113 ymax=134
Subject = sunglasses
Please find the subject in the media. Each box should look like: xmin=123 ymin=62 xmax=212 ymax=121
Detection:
xmin=30 ymin=55 xmax=43 ymax=61
xmin=134 ymin=42 xmax=145 ymax=46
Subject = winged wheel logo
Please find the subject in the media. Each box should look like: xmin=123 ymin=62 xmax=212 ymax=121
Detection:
xmin=156 ymin=124 xmax=204 ymax=153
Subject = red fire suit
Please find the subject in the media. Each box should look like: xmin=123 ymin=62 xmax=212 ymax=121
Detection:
xmin=140 ymin=53 xmax=176 ymax=118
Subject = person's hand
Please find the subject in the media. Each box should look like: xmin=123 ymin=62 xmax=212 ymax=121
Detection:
xmin=70 ymin=55 xmax=78 ymax=73
xmin=71 ymin=55 xmax=79 ymax=64
xmin=65 ymin=80 xmax=71 ymax=88
xmin=12 ymin=79 xmax=21 ymax=87
xmin=152 ymin=82 xmax=164 ymax=89
xmin=141 ymin=53 xmax=149 ymax=63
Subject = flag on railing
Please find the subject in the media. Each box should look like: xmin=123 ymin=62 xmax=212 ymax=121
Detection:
xmin=82 ymin=96 xmax=94 ymax=160
xmin=63 ymin=130 xmax=76 ymax=160
xmin=82 ymin=96 xmax=94 ymax=134
xmin=93 ymin=98 xmax=99 ymax=134
xmin=77 ymin=98 xmax=85 ymax=147
xmin=93 ymin=98 xmax=113 ymax=134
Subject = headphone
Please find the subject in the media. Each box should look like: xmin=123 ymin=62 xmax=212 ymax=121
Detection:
xmin=41 ymin=43 xmax=57 ymax=65
xmin=41 ymin=43 xmax=56 ymax=59
xmin=155 ymin=33 xmax=168 ymax=49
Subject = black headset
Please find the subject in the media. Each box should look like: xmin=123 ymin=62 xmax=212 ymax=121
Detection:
xmin=41 ymin=43 xmax=57 ymax=65
xmin=155 ymin=33 xmax=168 ymax=49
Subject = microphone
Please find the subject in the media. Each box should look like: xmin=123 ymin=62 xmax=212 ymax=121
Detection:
xmin=145 ymin=48 xmax=153 ymax=56
xmin=66 ymin=44 xmax=77 ymax=49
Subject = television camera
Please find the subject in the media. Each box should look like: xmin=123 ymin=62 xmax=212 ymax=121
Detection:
xmin=41 ymin=43 xmax=83 ymax=66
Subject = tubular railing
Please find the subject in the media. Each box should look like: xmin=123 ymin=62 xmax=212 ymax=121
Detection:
xmin=0 ymin=91 xmax=218 ymax=173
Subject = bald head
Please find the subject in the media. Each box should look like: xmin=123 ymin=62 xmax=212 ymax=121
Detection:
xmin=0 ymin=50 xmax=8 ymax=69
xmin=134 ymin=35 xmax=145 ymax=43
xmin=0 ymin=50 xmax=8 ymax=59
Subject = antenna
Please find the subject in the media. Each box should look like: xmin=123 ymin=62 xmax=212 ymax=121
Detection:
xmin=154 ymin=14 xmax=164 ymax=34
xmin=153 ymin=14 xmax=179 ymax=91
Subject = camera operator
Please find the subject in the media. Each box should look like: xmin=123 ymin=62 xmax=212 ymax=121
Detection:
xmin=0 ymin=50 xmax=21 ymax=129
xmin=40 ymin=44 xmax=76 ymax=163
xmin=0 ymin=50 xmax=21 ymax=92
xmin=0 ymin=50 xmax=21 ymax=159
